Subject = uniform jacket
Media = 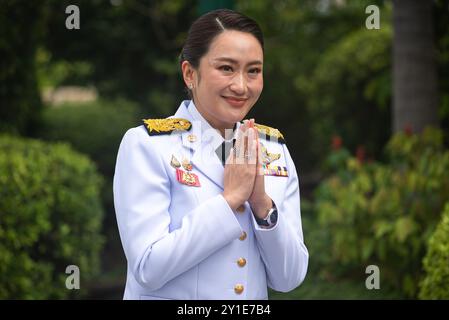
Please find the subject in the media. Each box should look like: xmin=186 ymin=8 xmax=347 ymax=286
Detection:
xmin=113 ymin=100 xmax=308 ymax=300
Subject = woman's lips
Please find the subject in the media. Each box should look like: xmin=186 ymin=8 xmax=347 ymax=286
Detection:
xmin=222 ymin=96 xmax=248 ymax=108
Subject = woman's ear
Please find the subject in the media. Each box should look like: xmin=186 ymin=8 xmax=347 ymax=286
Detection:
xmin=181 ymin=61 xmax=196 ymax=89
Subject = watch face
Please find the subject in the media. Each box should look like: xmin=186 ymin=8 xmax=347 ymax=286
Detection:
xmin=255 ymin=206 xmax=278 ymax=227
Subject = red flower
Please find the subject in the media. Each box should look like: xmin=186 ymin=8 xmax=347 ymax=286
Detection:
xmin=332 ymin=135 xmax=342 ymax=150
xmin=356 ymin=145 xmax=366 ymax=163
xmin=404 ymin=124 xmax=413 ymax=136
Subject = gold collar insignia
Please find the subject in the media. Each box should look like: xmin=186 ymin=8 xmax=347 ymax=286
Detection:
xmin=254 ymin=123 xmax=285 ymax=144
xmin=142 ymin=118 xmax=192 ymax=136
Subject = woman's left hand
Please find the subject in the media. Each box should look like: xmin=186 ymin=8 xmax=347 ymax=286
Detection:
xmin=246 ymin=119 xmax=273 ymax=220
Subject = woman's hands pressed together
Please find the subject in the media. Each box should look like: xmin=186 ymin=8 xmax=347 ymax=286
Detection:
xmin=222 ymin=119 xmax=274 ymax=220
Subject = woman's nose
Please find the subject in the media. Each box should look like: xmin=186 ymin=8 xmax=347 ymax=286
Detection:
xmin=229 ymin=73 xmax=247 ymax=95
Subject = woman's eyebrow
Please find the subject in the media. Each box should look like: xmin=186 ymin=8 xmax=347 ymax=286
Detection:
xmin=213 ymin=57 xmax=263 ymax=66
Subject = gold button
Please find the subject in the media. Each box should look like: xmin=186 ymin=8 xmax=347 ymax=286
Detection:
xmin=236 ymin=205 xmax=245 ymax=213
xmin=187 ymin=134 xmax=197 ymax=142
xmin=234 ymin=284 xmax=244 ymax=294
xmin=239 ymin=231 xmax=247 ymax=241
xmin=237 ymin=258 xmax=247 ymax=267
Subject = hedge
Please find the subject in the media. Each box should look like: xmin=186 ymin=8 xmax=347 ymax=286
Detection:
xmin=419 ymin=202 xmax=449 ymax=299
xmin=0 ymin=134 xmax=104 ymax=299
xmin=314 ymin=127 xmax=449 ymax=297
xmin=37 ymin=99 xmax=139 ymax=249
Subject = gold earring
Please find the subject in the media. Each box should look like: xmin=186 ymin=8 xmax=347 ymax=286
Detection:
xmin=189 ymin=83 xmax=193 ymax=89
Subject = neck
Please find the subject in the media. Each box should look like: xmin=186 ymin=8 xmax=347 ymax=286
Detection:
xmin=193 ymin=100 xmax=236 ymax=138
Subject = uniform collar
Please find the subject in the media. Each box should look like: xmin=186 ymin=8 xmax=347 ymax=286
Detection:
xmin=186 ymin=100 xmax=239 ymax=150
xmin=173 ymin=100 xmax=225 ymax=189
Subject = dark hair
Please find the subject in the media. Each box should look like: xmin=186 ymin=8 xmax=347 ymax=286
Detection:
xmin=180 ymin=9 xmax=264 ymax=89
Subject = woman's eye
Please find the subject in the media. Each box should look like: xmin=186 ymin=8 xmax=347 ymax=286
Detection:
xmin=249 ymin=68 xmax=261 ymax=75
xmin=220 ymin=65 xmax=233 ymax=72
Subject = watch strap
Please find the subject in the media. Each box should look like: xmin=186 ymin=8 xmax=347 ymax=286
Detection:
xmin=255 ymin=201 xmax=278 ymax=228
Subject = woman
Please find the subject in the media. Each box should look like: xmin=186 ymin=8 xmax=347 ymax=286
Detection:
xmin=113 ymin=8 xmax=308 ymax=300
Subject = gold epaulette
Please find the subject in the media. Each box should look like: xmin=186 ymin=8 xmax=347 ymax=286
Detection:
xmin=254 ymin=123 xmax=285 ymax=144
xmin=142 ymin=118 xmax=192 ymax=136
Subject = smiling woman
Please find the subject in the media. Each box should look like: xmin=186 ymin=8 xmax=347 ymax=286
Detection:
xmin=113 ymin=8 xmax=308 ymax=300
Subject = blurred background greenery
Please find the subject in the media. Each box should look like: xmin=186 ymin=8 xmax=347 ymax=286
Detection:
xmin=1 ymin=0 xmax=448 ymax=299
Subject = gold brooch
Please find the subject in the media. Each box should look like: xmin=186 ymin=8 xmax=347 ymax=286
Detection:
xmin=260 ymin=143 xmax=281 ymax=164
xmin=170 ymin=155 xmax=181 ymax=168
xmin=181 ymin=158 xmax=193 ymax=171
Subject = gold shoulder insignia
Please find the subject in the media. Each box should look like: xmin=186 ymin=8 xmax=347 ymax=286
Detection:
xmin=142 ymin=118 xmax=192 ymax=136
xmin=254 ymin=123 xmax=285 ymax=144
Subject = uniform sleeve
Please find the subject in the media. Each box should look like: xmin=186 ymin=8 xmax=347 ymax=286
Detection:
xmin=250 ymin=144 xmax=309 ymax=292
xmin=113 ymin=127 xmax=242 ymax=291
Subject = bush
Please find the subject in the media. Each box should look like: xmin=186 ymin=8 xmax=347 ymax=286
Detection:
xmin=38 ymin=99 xmax=139 ymax=233
xmin=419 ymin=202 xmax=449 ymax=299
xmin=37 ymin=99 xmax=139 ymax=291
xmin=0 ymin=135 xmax=104 ymax=299
xmin=315 ymin=127 xmax=449 ymax=297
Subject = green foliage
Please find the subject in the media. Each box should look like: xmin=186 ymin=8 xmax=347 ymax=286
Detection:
xmin=36 ymin=47 xmax=94 ymax=89
xmin=238 ymin=0 xmax=392 ymax=170
xmin=38 ymin=99 xmax=139 ymax=178
xmin=37 ymin=99 xmax=140 ymax=266
xmin=419 ymin=202 xmax=449 ymax=299
xmin=304 ymin=23 xmax=392 ymax=162
xmin=0 ymin=135 xmax=104 ymax=299
xmin=0 ymin=1 xmax=47 ymax=135
xmin=269 ymin=199 xmax=400 ymax=299
xmin=43 ymin=0 xmax=196 ymax=114
xmin=315 ymin=127 xmax=449 ymax=297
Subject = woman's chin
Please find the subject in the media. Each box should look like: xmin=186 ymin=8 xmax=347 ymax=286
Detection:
xmin=220 ymin=107 xmax=250 ymax=124
xmin=225 ymin=114 xmax=246 ymax=126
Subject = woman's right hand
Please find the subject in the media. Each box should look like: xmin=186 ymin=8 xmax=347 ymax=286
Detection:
xmin=222 ymin=121 xmax=258 ymax=211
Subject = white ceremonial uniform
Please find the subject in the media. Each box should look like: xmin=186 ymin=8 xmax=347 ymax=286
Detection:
xmin=113 ymin=100 xmax=308 ymax=300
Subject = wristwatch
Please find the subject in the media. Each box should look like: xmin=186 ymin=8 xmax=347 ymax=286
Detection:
xmin=255 ymin=201 xmax=278 ymax=228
